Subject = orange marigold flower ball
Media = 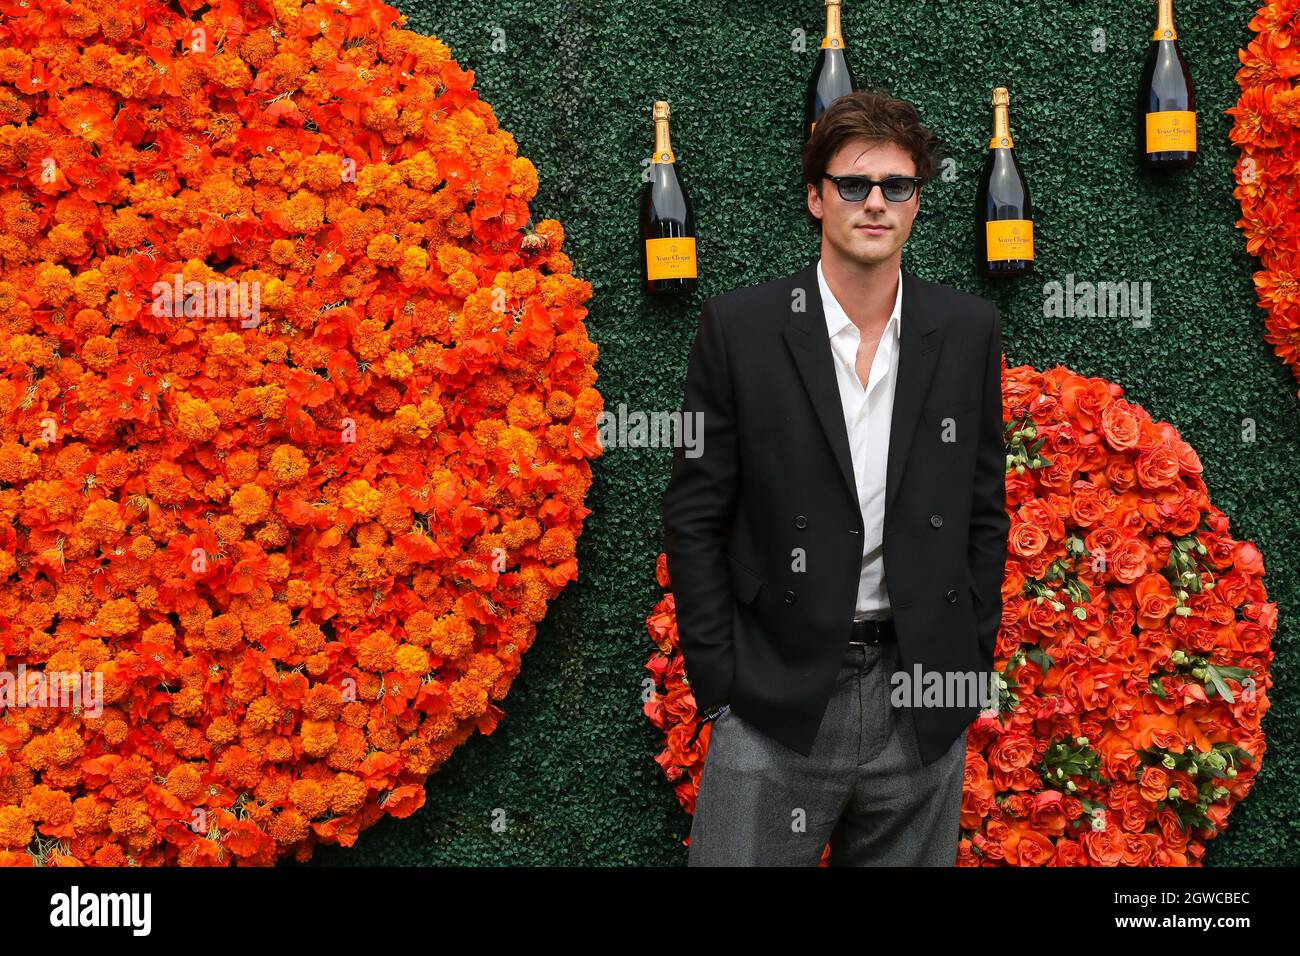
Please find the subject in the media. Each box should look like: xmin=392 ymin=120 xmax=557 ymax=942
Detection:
xmin=81 ymin=335 xmax=118 ymax=371
xmin=339 ymin=478 xmax=383 ymax=519
xmin=328 ymin=774 xmax=367 ymax=817
xmin=535 ymin=218 xmax=564 ymax=247
xmin=428 ymin=613 xmax=475 ymax=659
xmin=72 ymin=308 xmax=109 ymax=338
xmin=91 ymin=450 xmax=127 ymax=488
xmin=356 ymin=629 xmax=397 ymax=672
xmin=539 ymin=527 xmax=577 ymax=565
xmin=545 ymin=390 xmax=574 ymax=419
xmin=257 ymin=521 xmax=291 ymax=550
xmin=229 ymin=483 xmax=271 ymax=524
xmin=164 ymin=765 xmax=203 ymax=803
xmin=498 ymin=425 xmax=538 ymax=460
xmin=0 ymin=441 xmax=39 ymax=483
xmin=106 ymin=799 xmax=151 ymax=839
xmin=284 ymin=190 xmax=325 ymax=233
xmin=300 ymin=720 xmax=338 ymax=758
xmin=109 ymin=755 xmax=154 ymax=796
xmin=203 ymin=614 xmax=243 ymax=653
xmin=501 ymin=517 xmax=540 ymax=549
xmin=33 ymin=725 xmax=84 ymax=770
xmin=245 ymin=696 xmax=281 ymax=734
xmin=22 ymin=785 xmax=74 ymax=828
xmin=209 ymin=332 xmax=246 ymax=363
xmin=395 ymin=644 xmax=431 ymax=677
xmin=79 ymin=499 xmax=125 ymax=543
xmin=95 ymin=597 xmax=139 ymax=637
xmin=507 ymin=394 xmax=547 ymax=430
xmin=289 ymin=779 xmax=329 ymax=818
xmin=209 ymin=515 xmax=243 ymax=543
xmin=285 ymin=579 xmax=312 ymax=607
xmin=392 ymin=404 xmax=431 ymax=439
xmin=448 ymin=677 xmax=488 ymax=719
xmin=0 ymin=807 xmax=34 ymax=849
xmin=175 ymin=396 xmax=220 ymax=442
xmin=33 ymin=263 xmax=73 ymax=305
xmin=301 ymin=683 xmax=342 ymax=721
xmin=268 ymin=238 xmax=297 ymax=265
xmin=365 ymin=233 xmax=400 ymax=265
xmin=379 ymin=350 xmax=413 ymax=380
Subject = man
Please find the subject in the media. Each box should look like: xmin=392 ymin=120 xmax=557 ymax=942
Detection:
xmin=660 ymin=89 xmax=1010 ymax=866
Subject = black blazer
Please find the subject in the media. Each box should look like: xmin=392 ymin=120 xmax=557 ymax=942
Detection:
xmin=660 ymin=258 xmax=1010 ymax=766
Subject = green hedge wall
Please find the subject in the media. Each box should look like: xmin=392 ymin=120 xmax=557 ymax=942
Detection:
xmin=304 ymin=0 xmax=1299 ymax=866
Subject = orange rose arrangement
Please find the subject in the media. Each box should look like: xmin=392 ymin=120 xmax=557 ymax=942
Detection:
xmin=0 ymin=0 xmax=602 ymax=865
xmin=1230 ymin=1 xmax=1300 ymax=393
xmin=645 ymin=364 xmax=1274 ymax=866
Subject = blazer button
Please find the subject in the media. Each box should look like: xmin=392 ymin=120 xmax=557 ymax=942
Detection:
xmin=946 ymin=589 xmax=958 ymax=604
xmin=930 ymin=514 xmax=943 ymax=528
xmin=794 ymin=515 xmax=807 ymax=529
xmin=784 ymin=590 xmax=796 ymax=604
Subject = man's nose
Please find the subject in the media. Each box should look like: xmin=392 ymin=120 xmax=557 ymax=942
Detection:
xmin=862 ymin=184 xmax=888 ymax=210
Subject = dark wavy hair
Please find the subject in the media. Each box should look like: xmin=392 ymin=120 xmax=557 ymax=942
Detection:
xmin=801 ymin=87 xmax=944 ymax=230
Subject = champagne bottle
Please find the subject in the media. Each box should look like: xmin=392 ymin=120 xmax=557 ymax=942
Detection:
xmin=804 ymin=0 xmax=857 ymax=140
xmin=640 ymin=100 xmax=697 ymax=295
xmin=975 ymin=87 xmax=1034 ymax=279
xmin=1138 ymin=0 xmax=1196 ymax=169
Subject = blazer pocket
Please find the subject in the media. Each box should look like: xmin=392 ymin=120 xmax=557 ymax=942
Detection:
xmin=727 ymin=554 xmax=765 ymax=605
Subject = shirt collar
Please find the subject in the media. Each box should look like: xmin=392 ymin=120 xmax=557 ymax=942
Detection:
xmin=817 ymin=258 xmax=903 ymax=343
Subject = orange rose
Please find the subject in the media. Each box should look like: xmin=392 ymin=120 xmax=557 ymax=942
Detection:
xmin=1100 ymin=400 xmax=1140 ymax=451
xmin=1134 ymin=572 xmax=1177 ymax=628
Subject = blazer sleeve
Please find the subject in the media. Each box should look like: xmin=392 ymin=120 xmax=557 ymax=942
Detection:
xmin=660 ymin=297 xmax=739 ymax=714
xmin=968 ymin=300 xmax=1010 ymax=668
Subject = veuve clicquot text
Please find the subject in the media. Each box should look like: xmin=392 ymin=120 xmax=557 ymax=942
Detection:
xmin=640 ymin=101 xmax=697 ymax=295
xmin=1138 ymin=0 xmax=1196 ymax=169
xmin=804 ymin=0 xmax=857 ymax=140
xmin=975 ymin=87 xmax=1034 ymax=279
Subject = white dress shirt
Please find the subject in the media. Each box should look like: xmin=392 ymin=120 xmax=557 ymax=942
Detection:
xmin=816 ymin=258 xmax=902 ymax=621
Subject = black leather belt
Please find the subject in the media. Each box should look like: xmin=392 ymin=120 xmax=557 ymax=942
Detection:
xmin=849 ymin=617 xmax=894 ymax=646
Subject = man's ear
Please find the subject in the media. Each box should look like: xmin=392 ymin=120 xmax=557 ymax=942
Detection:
xmin=807 ymin=182 xmax=823 ymax=221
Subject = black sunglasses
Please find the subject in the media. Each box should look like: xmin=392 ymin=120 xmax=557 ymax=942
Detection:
xmin=822 ymin=174 xmax=923 ymax=203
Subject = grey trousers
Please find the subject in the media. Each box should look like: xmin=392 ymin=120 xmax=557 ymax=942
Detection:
xmin=688 ymin=638 xmax=968 ymax=866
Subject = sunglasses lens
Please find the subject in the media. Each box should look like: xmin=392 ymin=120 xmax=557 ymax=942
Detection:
xmin=882 ymin=179 xmax=914 ymax=201
xmin=839 ymin=179 xmax=870 ymax=202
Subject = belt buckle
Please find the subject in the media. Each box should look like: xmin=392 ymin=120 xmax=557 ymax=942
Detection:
xmin=851 ymin=619 xmax=882 ymax=646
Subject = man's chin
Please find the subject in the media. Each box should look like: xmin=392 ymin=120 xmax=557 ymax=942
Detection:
xmin=834 ymin=236 xmax=899 ymax=266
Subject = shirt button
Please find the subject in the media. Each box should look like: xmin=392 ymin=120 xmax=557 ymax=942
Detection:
xmin=930 ymin=514 xmax=943 ymax=528
xmin=946 ymin=589 xmax=958 ymax=604
xmin=784 ymin=590 xmax=796 ymax=604
xmin=794 ymin=515 xmax=807 ymax=529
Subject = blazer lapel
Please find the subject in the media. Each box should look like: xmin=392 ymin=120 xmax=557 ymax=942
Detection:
xmin=781 ymin=259 xmax=945 ymax=522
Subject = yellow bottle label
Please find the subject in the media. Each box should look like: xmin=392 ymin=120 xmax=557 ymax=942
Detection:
xmin=985 ymin=219 xmax=1034 ymax=261
xmin=1146 ymin=110 xmax=1196 ymax=152
xmin=646 ymin=236 xmax=697 ymax=280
